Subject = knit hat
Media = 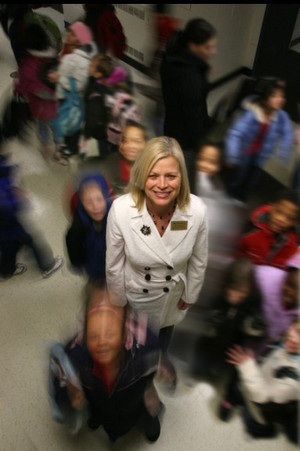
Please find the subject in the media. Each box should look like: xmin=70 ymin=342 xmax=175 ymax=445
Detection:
xmin=69 ymin=21 xmax=92 ymax=45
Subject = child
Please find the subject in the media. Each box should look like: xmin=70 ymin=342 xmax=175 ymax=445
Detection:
xmin=225 ymin=78 xmax=293 ymax=202
xmin=236 ymin=189 xmax=300 ymax=269
xmin=254 ymin=251 xmax=300 ymax=346
xmin=192 ymin=258 xmax=266 ymax=419
xmin=79 ymin=120 xmax=147 ymax=197
xmin=47 ymin=21 xmax=98 ymax=159
xmin=226 ymin=319 xmax=299 ymax=445
xmin=14 ymin=23 xmax=59 ymax=161
xmin=194 ymin=140 xmax=225 ymax=198
xmin=65 ymin=173 xmax=113 ymax=284
xmin=80 ymin=54 xmax=114 ymax=160
xmin=193 ymin=140 xmax=244 ymax=269
xmin=104 ymin=120 xmax=147 ymax=195
xmin=49 ymin=283 xmax=162 ymax=442
xmin=0 ymin=149 xmax=63 ymax=279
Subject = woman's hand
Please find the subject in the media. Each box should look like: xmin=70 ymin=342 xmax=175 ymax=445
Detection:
xmin=177 ymin=299 xmax=193 ymax=310
xmin=226 ymin=345 xmax=254 ymax=366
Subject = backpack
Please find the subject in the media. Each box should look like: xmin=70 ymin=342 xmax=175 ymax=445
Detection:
xmin=51 ymin=77 xmax=85 ymax=139
xmin=105 ymin=91 xmax=142 ymax=145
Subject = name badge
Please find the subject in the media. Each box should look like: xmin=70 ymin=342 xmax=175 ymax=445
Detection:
xmin=171 ymin=221 xmax=188 ymax=231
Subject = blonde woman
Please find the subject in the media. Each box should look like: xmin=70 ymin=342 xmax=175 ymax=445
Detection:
xmin=106 ymin=136 xmax=208 ymax=360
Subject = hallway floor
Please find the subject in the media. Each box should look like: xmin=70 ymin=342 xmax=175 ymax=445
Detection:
xmin=0 ymin=26 xmax=297 ymax=451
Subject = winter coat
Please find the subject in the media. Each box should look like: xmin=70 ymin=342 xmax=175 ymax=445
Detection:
xmin=15 ymin=48 xmax=58 ymax=121
xmin=236 ymin=205 xmax=299 ymax=269
xmin=255 ymin=262 xmax=300 ymax=343
xmin=106 ymin=193 xmax=208 ymax=330
xmin=237 ymin=345 xmax=300 ymax=425
xmin=56 ymin=43 xmax=98 ymax=100
xmin=83 ymin=76 xmax=109 ymax=140
xmin=225 ymin=97 xmax=293 ymax=168
xmin=49 ymin=310 xmax=160 ymax=439
xmin=65 ymin=173 xmax=113 ymax=282
xmin=160 ymin=30 xmax=210 ymax=152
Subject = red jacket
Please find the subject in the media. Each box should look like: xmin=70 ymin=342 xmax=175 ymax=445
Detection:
xmin=236 ymin=205 xmax=299 ymax=269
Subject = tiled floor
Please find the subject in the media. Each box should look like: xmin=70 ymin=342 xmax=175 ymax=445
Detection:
xmin=0 ymin=25 xmax=297 ymax=451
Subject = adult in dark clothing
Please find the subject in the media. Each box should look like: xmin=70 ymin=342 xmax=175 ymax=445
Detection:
xmin=160 ymin=18 xmax=217 ymax=179
xmin=49 ymin=284 xmax=162 ymax=442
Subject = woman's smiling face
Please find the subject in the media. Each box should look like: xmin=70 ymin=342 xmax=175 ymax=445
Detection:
xmin=144 ymin=156 xmax=181 ymax=212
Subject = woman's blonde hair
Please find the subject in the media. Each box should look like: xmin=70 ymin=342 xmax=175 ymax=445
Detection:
xmin=128 ymin=136 xmax=190 ymax=211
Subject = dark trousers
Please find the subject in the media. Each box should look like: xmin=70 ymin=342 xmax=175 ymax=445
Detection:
xmin=229 ymin=157 xmax=261 ymax=201
xmin=158 ymin=326 xmax=174 ymax=352
xmin=65 ymin=130 xmax=81 ymax=155
xmin=0 ymin=225 xmax=55 ymax=277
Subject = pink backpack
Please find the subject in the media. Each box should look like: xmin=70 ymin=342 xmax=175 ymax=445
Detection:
xmin=106 ymin=91 xmax=142 ymax=145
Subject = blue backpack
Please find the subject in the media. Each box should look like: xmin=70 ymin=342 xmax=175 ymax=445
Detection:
xmin=51 ymin=77 xmax=85 ymax=139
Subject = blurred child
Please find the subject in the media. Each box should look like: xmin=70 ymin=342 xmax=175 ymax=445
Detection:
xmin=80 ymin=54 xmax=113 ymax=160
xmin=225 ymin=78 xmax=293 ymax=202
xmin=14 ymin=23 xmax=59 ymax=161
xmin=65 ymin=173 xmax=113 ymax=284
xmin=194 ymin=140 xmax=225 ymax=198
xmin=0 ymin=149 xmax=63 ymax=279
xmin=254 ymin=252 xmax=299 ymax=346
xmin=105 ymin=120 xmax=147 ymax=195
xmin=236 ymin=189 xmax=300 ymax=269
xmin=191 ymin=258 xmax=266 ymax=420
xmin=49 ymin=283 xmax=162 ymax=442
xmin=78 ymin=120 xmax=147 ymax=197
xmin=226 ymin=319 xmax=299 ymax=444
xmin=193 ymin=140 xmax=243 ymax=271
xmin=47 ymin=21 xmax=97 ymax=159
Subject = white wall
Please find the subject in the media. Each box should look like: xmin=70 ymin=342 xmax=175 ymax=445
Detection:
xmin=115 ymin=4 xmax=266 ymax=81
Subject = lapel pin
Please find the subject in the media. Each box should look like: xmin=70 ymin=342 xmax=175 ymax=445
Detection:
xmin=141 ymin=225 xmax=151 ymax=236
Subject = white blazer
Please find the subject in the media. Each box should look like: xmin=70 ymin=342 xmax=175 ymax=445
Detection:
xmin=106 ymin=193 xmax=208 ymax=330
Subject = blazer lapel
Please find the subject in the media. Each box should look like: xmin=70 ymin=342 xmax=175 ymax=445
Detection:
xmin=162 ymin=205 xmax=194 ymax=253
xmin=130 ymin=201 xmax=173 ymax=265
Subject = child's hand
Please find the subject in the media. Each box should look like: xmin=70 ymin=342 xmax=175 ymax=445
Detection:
xmin=47 ymin=71 xmax=60 ymax=83
xmin=226 ymin=345 xmax=254 ymax=366
xmin=66 ymin=381 xmax=87 ymax=410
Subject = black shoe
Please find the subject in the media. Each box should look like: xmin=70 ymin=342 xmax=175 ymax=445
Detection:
xmin=143 ymin=413 xmax=161 ymax=442
xmin=87 ymin=416 xmax=102 ymax=430
xmin=219 ymin=400 xmax=234 ymax=422
xmin=241 ymin=406 xmax=277 ymax=439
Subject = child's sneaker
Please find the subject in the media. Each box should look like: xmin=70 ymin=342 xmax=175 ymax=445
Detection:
xmin=42 ymin=256 xmax=64 ymax=279
xmin=13 ymin=263 xmax=27 ymax=276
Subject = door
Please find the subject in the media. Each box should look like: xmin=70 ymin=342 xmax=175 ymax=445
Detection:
xmin=253 ymin=4 xmax=300 ymax=122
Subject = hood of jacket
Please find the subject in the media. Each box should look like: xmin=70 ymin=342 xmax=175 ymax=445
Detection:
xmin=240 ymin=96 xmax=278 ymax=123
xmin=77 ymin=173 xmax=113 ymax=229
xmin=250 ymin=204 xmax=299 ymax=239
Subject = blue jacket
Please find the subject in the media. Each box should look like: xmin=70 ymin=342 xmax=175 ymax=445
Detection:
xmin=66 ymin=173 xmax=113 ymax=282
xmin=225 ymin=97 xmax=293 ymax=168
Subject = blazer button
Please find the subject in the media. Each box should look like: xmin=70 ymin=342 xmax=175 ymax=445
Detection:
xmin=167 ymin=266 xmax=173 ymax=270
xmin=145 ymin=274 xmax=151 ymax=281
xmin=166 ymin=275 xmax=172 ymax=281
xmin=143 ymin=289 xmax=149 ymax=293
xmin=163 ymin=287 xmax=169 ymax=293
xmin=144 ymin=267 xmax=151 ymax=271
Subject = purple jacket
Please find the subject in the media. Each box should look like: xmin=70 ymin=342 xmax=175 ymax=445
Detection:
xmin=15 ymin=50 xmax=58 ymax=121
xmin=254 ymin=261 xmax=299 ymax=342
